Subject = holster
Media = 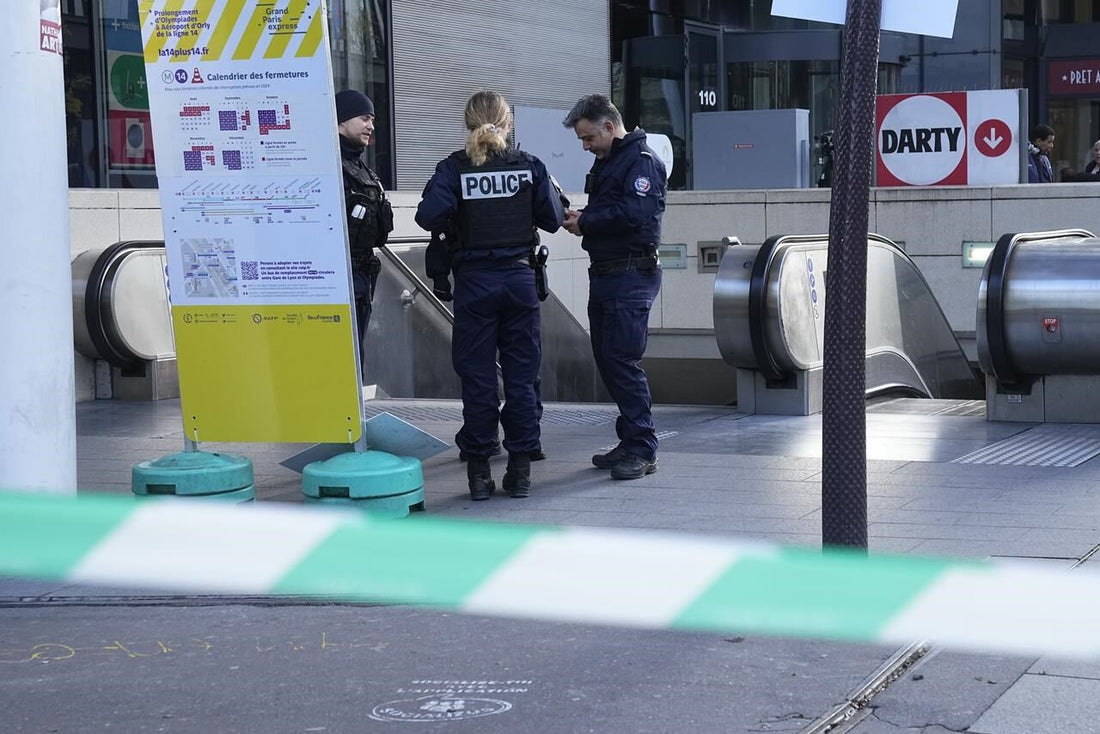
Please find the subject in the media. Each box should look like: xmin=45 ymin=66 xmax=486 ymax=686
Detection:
xmin=531 ymin=244 xmax=549 ymax=302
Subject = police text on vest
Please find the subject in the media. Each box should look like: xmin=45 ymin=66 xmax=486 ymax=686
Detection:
xmin=461 ymin=171 xmax=533 ymax=199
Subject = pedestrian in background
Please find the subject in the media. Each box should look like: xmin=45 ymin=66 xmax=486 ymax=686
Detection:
xmin=1026 ymin=123 xmax=1055 ymax=183
xmin=1085 ymin=139 xmax=1100 ymax=176
xmin=1062 ymin=139 xmax=1100 ymax=182
xmin=416 ymin=90 xmax=563 ymax=501
xmin=336 ymin=89 xmax=394 ymax=367
xmin=561 ymin=94 xmax=666 ymax=480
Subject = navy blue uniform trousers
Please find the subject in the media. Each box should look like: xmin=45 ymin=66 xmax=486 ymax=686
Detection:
xmin=352 ymin=267 xmax=378 ymax=372
xmin=588 ymin=267 xmax=662 ymax=460
xmin=452 ymin=262 xmax=541 ymax=457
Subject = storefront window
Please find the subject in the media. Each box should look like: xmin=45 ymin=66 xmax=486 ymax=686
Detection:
xmin=101 ymin=0 xmax=156 ymax=188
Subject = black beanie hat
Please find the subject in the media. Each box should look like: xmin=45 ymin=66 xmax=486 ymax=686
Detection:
xmin=335 ymin=89 xmax=375 ymax=123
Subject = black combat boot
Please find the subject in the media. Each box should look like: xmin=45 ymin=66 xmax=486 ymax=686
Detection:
xmin=502 ymin=453 xmax=531 ymax=499
xmin=466 ymin=456 xmax=495 ymax=501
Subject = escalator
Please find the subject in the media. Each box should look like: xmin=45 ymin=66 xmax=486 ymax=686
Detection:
xmin=72 ymin=239 xmax=604 ymax=403
xmin=366 ymin=238 xmax=606 ymax=402
xmin=713 ymin=233 xmax=981 ymax=414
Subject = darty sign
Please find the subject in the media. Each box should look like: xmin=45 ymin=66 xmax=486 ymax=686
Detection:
xmin=875 ymin=90 xmax=1025 ymax=187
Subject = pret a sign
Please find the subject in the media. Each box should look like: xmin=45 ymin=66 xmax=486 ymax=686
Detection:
xmin=875 ymin=90 xmax=1024 ymax=187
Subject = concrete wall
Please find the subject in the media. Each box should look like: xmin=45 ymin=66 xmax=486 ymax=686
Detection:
xmin=70 ymin=184 xmax=1100 ymax=401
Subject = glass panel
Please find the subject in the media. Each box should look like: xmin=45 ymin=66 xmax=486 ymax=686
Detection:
xmin=329 ymin=0 xmax=392 ymax=188
xmin=1002 ymin=58 xmax=1027 ymax=89
xmin=62 ymin=0 xmax=100 ymax=187
xmin=1041 ymin=0 xmax=1100 ymax=22
xmin=101 ymin=0 xmax=157 ymax=188
xmin=687 ymin=31 xmax=720 ymax=116
xmin=809 ymin=61 xmax=838 ymax=187
xmin=620 ymin=36 xmax=686 ymax=189
xmin=1003 ymin=0 xmax=1027 ymax=41
xmin=686 ymin=29 xmax=719 ymax=188
xmin=1049 ymin=98 xmax=1100 ymax=179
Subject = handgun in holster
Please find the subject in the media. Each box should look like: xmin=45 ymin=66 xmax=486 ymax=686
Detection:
xmin=531 ymin=244 xmax=549 ymax=302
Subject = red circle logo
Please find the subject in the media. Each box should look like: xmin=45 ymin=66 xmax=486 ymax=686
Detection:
xmin=974 ymin=119 xmax=1012 ymax=157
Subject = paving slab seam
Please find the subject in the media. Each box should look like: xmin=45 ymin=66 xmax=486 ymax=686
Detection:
xmin=802 ymin=641 xmax=932 ymax=733
xmin=808 ymin=543 xmax=1100 ymax=734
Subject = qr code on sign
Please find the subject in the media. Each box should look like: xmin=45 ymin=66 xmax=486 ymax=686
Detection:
xmin=241 ymin=260 xmax=259 ymax=281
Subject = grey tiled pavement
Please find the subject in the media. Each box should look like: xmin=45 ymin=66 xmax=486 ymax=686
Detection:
xmin=4 ymin=395 xmax=1100 ymax=732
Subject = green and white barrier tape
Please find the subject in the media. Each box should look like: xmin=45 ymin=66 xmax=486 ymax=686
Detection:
xmin=2 ymin=490 xmax=1098 ymax=658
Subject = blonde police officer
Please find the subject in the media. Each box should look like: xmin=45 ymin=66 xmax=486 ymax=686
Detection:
xmin=415 ymin=91 xmax=563 ymax=501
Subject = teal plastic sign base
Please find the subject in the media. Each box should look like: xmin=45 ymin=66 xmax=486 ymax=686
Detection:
xmin=303 ymin=488 xmax=425 ymax=518
xmin=136 ymin=485 xmax=256 ymax=503
xmin=132 ymin=451 xmax=254 ymax=499
xmin=302 ymin=450 xmax=425 ymax=518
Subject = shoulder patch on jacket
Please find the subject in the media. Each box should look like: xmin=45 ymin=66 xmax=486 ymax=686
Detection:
xmin=633 ymin=176 xmax=651 ymax=195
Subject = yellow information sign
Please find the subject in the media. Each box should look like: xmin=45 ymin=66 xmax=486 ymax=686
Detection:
xmin=139 ymin=0 xmax=362 ymax=443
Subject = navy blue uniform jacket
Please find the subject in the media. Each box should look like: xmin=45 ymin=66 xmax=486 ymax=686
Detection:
xmin=579 ymin=128 xmax=666 ymax=262
xmin=417 ymin=149 xmax=563 ymax=281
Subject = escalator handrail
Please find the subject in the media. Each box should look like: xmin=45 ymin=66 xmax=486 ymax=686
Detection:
xmin=982 ymin=228 xmax=1096 ymax=385
xmin=746 ymin=234 xmax=791 ymax=381
xmin=84 ymin=240 xmax=167 ymax=368
xmin=376 ymin=238 xmax=454 ymax=326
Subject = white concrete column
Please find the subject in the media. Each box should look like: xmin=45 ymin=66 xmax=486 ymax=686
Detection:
xmin=0 ymin=1 xmax=76 ymax=493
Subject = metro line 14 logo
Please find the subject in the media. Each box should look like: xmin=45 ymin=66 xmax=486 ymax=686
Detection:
xmin=876 ymin=92 xmax=967 ymax=186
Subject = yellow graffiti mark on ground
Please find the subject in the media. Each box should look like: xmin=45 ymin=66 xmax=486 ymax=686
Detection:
xmin=0 ymin=634 xmax=386 ymax=663
xmin=102 ymin=640 xmax=171 ymax=658
xmin=0 ymin=643 xmax=76 ymax=664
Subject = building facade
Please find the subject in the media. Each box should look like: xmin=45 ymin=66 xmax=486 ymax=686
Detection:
xmin=60 ymin=1 xmax=1100 ymax=191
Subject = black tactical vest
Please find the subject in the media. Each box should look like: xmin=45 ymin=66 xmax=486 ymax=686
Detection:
xmin=342 ymin=155 xmax=393 ymax=258
xmin=454 ymin=151 xmax=536 ymax=250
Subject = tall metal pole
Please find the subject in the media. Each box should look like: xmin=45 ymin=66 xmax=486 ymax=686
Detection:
xmin=821 ymin=0 xmax=882 ymax=549
xmin=0 ymin=3 xmax=77 ymax=494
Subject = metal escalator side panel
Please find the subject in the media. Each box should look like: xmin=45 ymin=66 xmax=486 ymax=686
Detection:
xmin=977 ymin=229 xmax=1096 ymax=384
xmin=999 ymin=233 xmax=1100 ymax=377
xmin=713 ymin=240 xmax=762 ymax=368
xmin=71 ymin=249 xmax=103 ymax=359
xmin=977 ymin=231 xmax=1023 ymax=384
xmin=714 ymin=235 xmax=840 ymax=376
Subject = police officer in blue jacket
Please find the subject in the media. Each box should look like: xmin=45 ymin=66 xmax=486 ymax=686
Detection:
xmin=416 ymin=90 xmax=564 ymax=501
xmin=562 ymin=94 xmax=666 ymax=480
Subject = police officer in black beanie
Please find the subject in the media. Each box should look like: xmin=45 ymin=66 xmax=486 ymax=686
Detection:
xmin=335 ymin=89 xmax=394 ymax=367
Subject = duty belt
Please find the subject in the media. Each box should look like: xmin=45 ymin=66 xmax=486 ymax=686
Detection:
xmin=588 ymin=251 xmax=660 ymax=276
